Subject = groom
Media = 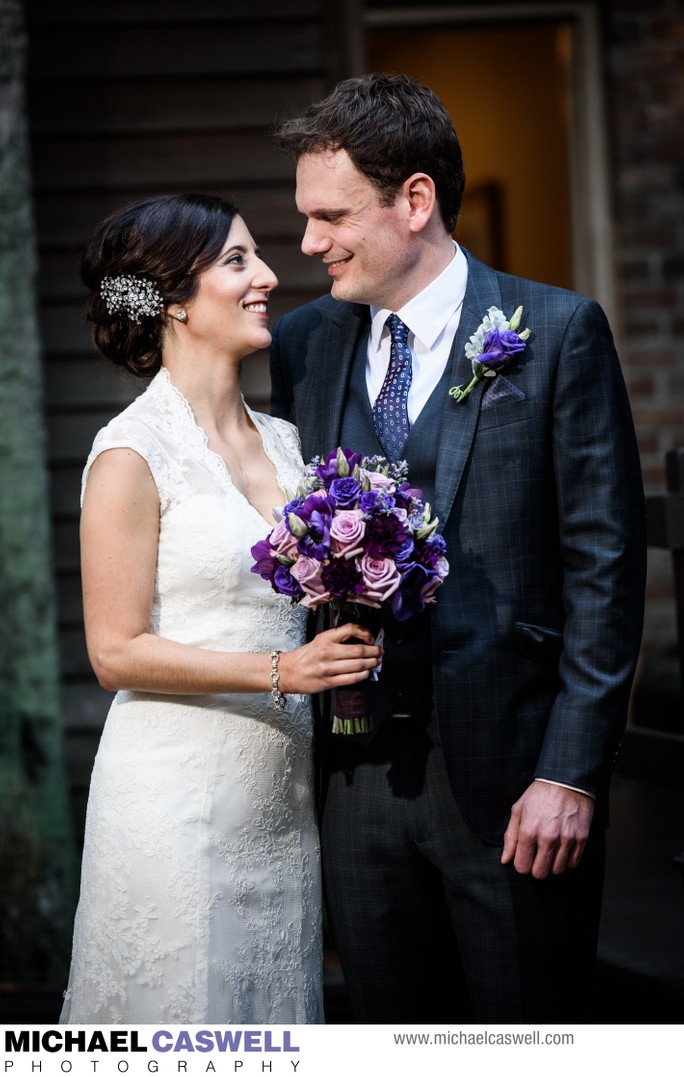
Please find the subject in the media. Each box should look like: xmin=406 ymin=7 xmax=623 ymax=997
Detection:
xmin=270 ymin=73 xmax=646 ymax=1022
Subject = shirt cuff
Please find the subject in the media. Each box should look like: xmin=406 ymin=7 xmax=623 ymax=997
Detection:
xmin=534 ymin=777 xmax=596 ymax=800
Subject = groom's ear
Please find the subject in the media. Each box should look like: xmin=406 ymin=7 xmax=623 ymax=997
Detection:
xmin=402 ymin=173 xmax=438 ymax=234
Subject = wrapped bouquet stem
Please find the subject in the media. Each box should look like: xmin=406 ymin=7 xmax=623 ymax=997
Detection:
xmin=330 ymin=602 xmax=382 ymax=735
xmin=251 ymin=448 xmax=449 ymax=734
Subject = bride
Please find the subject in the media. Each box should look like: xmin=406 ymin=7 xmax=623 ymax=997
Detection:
xmin=59 ymin=192 xmax=381 ymax=1024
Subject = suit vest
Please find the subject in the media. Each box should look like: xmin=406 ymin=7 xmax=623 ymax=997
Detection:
xmin=338 ymin=330 xmax=450 ymax=736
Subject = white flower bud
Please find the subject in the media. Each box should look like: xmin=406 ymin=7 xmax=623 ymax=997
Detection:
xmin=287 ymin=513 xmax=308 ymax=538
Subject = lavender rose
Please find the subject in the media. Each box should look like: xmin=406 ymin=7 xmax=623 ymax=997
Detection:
xmin=290 ymin=556 xmax=331 ymax=608
xmin=358 ymin=554 xmax=401 ymax=605
xmin=365 ymin=471 xmax=395 ymax=491
xmin=330 ymin=509 xmax=366 ymax=559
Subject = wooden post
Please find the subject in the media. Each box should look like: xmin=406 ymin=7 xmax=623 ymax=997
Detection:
xmin=0 ymin=0 xmax=75 ymax=987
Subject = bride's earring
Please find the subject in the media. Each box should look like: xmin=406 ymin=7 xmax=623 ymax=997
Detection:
xmin=175 ymin=309 xmax=188 ymax=322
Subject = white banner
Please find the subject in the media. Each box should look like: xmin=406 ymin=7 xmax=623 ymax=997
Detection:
xmin=1 ymin=1024 xmax=681 ymax=1077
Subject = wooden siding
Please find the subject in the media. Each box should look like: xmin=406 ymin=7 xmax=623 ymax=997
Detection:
xmin=24 ymin=0 xmax=353 ymax=834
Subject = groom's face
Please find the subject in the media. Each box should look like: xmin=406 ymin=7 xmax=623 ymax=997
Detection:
xmin=295 ymin=149 xmax=419 ymax=311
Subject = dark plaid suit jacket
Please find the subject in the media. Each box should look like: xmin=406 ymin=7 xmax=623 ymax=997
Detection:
xmin=270 ymin=249 xmax=647 ymax=844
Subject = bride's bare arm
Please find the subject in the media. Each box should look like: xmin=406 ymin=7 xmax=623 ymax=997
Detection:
xmin=81 ymin=448 xmax=381 ymax=695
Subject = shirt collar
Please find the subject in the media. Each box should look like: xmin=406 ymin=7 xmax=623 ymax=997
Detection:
xmin=369 ymin=243 xmax=468 ymax=351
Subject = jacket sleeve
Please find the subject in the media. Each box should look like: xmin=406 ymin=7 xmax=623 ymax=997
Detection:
xmin=533 ymin=297 xmax=647 ymax=794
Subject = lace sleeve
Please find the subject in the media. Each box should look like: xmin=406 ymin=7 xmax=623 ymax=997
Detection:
xmin=81 ymin=416 xmax=171 ymax=514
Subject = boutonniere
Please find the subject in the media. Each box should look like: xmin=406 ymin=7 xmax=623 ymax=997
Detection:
xmin=449 ymin=305 xmax=531 ymax=404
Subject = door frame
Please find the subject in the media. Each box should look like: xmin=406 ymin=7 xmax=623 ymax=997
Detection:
xmin=360 ymin=3 xmax=617 ymax=330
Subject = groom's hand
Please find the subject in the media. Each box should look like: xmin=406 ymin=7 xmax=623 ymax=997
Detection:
xmin=501 ymin=780 xmax=595 ymax=879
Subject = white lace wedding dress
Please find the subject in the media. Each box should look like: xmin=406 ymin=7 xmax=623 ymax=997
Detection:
xmin=60 ymin=369 xmax=323 ymax=1024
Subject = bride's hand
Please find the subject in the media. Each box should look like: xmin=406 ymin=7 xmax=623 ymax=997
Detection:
xmin=279 ymin=623 xmax=383 ymax=695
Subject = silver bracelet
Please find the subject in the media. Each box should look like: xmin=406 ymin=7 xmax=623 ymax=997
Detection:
xmin=270 ymin=650 xmax=286 ymax=711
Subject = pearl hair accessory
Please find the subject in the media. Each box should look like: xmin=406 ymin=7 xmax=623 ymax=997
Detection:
xmin=100 ymin=275 xmax=164 ymax=324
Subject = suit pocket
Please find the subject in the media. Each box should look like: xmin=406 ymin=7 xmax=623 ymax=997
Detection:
xmin=514 ymin=621 xmax=563 ymax=665
xmin=476 ymin=402 xmax=530 ymax=432
xmin=480 ymin=374 xmax=526 ymax=411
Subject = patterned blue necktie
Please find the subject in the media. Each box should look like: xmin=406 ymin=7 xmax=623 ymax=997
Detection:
xmin=372 ymin=314 xmax=413 ymax=462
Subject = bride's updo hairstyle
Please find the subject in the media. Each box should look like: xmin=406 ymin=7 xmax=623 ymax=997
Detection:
xmin=81 ymin=193 xmax=239 ymax=378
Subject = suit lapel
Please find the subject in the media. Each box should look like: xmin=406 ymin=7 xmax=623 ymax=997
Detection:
xmin=306 ymin=302 xmax=369 ymax=455
xmin=434 ymin=251 xmax=503 ymax=525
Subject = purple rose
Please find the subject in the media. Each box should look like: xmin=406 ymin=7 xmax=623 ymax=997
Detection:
xmin=358 ymin=554 xmax=401 ymax=605
xmin=329 ymin=476 xmax=361 ymax=509
xmin=479 ymin=328 xmax=527 ymax=369
xmin=283 ymin=495 xmax=303 ymax=519
xmin=273 ymin=564 xmax=305 ymax=599
xmin=329 ymin=509 xmax=366 ymax=558
xmin=359 ymin=489 xmax=381 ymax=515
xmin=394 ymin=536 xmax=416 ymax=570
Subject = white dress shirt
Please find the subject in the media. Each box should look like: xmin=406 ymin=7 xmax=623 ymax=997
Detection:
xmin=367 ymin=243 xmax=467 ymax=422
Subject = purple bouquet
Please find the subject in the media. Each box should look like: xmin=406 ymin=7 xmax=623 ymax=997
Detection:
xmin=250 ymin=448 xmax=449 ymax=733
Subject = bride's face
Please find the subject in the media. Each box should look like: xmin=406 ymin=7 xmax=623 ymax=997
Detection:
xmin=184 ymin=216 xmax=278 ymax=359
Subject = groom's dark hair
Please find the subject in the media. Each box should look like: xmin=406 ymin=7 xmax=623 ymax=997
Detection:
xmin=274 ymin=72 xmax=465 ymax=234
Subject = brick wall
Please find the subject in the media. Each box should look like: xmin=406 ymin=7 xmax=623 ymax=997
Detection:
xmin=606 ymin=0 xmax=684 ymax=651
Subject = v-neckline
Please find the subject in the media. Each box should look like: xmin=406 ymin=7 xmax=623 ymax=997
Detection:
xmin=159 ymin=369 xmax=286 ymax=528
